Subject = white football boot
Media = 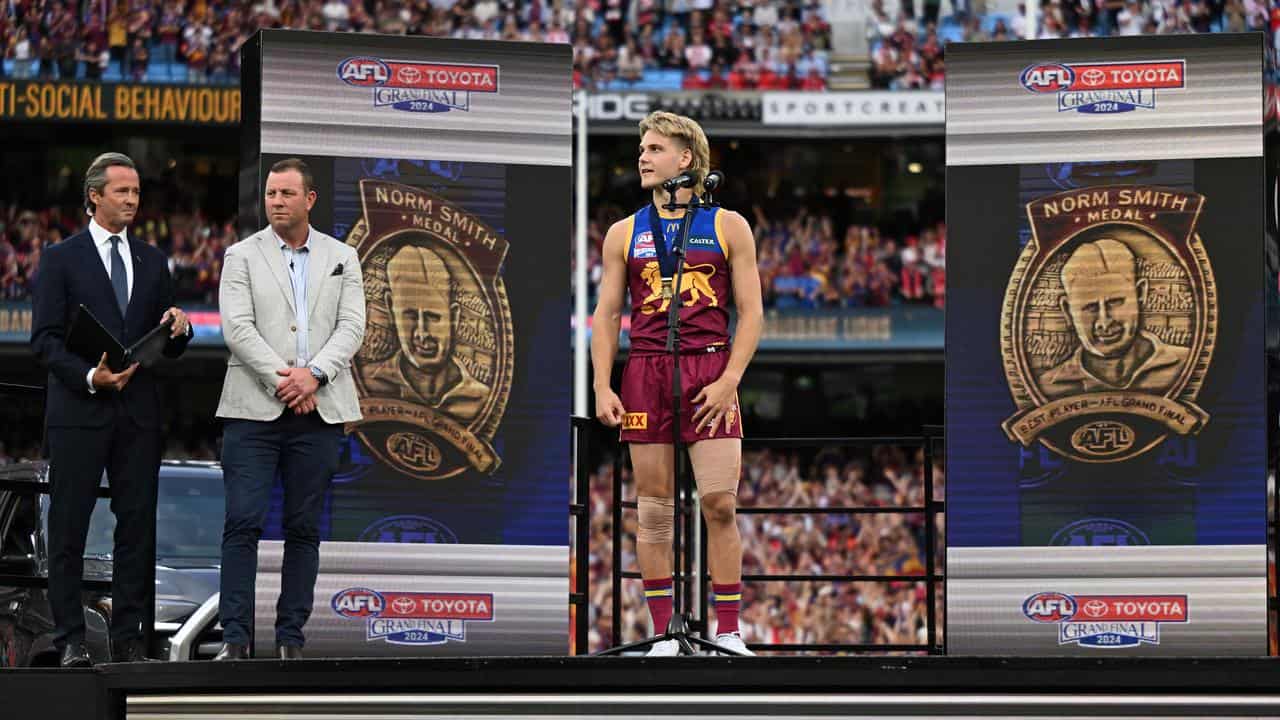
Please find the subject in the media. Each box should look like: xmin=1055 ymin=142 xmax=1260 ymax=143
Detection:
xmin=645 ymin=638 xmax=681 ymax=657
xmin=712 ymin=632 xmax=755 ymax=656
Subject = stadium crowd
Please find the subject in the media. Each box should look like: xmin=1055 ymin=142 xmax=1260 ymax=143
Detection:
xmin=0 ymin=0 xmax=834 ymax=89
xmin=573 ymin=0 xmax=834 ymax=90
xmin=4 ymin=199 xmax=945 ymax=310
xmin=4 ymin=0 xmax=1277 ymax=91
xmin=0 ymin=202 xmax=231 ymax=304
xmin=578 ymin=203 xmax=947 ymax=312
xmin=750 ymin=207 xmax=945 ymax=310
xmin=584 ymin=442 xmax=945 ymax=653
xmin=869 ymin=0 xmax=1280 ymax=89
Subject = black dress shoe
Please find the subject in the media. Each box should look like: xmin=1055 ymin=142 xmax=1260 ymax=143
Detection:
xmin=59 ymin=641 xmax=92 ymax=668
xmin=111 ymin=638 xmax=154 ymax=663
xmin=276 ymin=644 xmax=303 ymax=660
xmin=213 ymin=642 xmax=249 ymax=661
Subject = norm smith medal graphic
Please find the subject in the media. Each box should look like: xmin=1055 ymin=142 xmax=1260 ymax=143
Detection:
xmin=1000 ymin=185 xmax=1215 ymax=463
xmin=346 ymin=179 xmax=513 ymax=480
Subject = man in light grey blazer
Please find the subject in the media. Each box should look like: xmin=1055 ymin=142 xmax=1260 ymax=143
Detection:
xmin=213 ymin=158 xmax=365 ymax=661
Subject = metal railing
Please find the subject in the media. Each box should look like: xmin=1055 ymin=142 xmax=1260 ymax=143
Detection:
xmin=569 ymin=416 xmax=591 ymax=656
xmin=585 ymin=423 xmax=946 ymax=654
xmin=568 ymin=422 xmax=1280 ymax=656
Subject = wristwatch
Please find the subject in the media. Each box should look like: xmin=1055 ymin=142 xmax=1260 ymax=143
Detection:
xmin=308 ymin=365 xmax=328 ymax=387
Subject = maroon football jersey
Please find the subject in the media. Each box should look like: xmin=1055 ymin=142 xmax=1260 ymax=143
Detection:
xmin=624 ymin=205 xmax=733 ymax=355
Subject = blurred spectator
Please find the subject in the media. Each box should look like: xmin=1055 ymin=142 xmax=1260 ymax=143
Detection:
xmin=78 ymin=32 xmax=107 ymax=80
xmin=108 ymin=2 xmax=129 ymax=77
xmin=618 ymin=36 xmax=644 ymax=83
xmin=181 ymin=13 xmax=212 ymax=84
xmin=8 ymin=26 xmax=35 ymax=79
xmin=157 ymin=3 xmax=184 ymax=65
xmin=208 ymin=39 xmax=231 ymax=83
xmin=323 ymin=0 xmax=352 ymax=32
xmin=130 ymin=37 xmax=150 ymax=81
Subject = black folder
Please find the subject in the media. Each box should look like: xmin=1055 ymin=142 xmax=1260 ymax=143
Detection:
xmin=66 ymin=304 xmax=173 ymax=373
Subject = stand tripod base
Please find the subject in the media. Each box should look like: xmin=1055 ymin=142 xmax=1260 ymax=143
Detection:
xmin=594 ymin=614 xmax=752 ymax=657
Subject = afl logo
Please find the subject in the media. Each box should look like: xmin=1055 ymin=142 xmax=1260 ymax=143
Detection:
xmin=1022 ymin=592 xmax=1077 ymax=623
xmin=359 ymin=515 xmax=459 ymax=544
xmin=1071 ymin=421 xmax=1135 ymax=458
xmin=1050 ymin=518 xmax=1150 ymax=547
xmin=338 ymin=57 xmax=390 ymax=87
xmin=331 ymin=587 xmax=385 ymax=617
xmin=1021 ymin=63 xmax=1075 ymax=93
xmin=387 ymin=432 xmax=442 ymax=473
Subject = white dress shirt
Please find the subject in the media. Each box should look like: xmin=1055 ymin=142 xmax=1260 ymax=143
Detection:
xmin=85 ymin=218 xmax=134 ymax=393
xmin=88 ymin=217 xmax=135 ymax=299
xmin=273 ymin=226 xmax=314 ymax=367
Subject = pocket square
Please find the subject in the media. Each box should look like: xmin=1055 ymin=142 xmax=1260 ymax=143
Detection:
xmin=330 ymin=263 xmax=344 ymax=276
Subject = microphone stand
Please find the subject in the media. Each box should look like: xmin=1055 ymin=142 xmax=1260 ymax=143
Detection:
xmin=598 ymin=174 xmax=747 ymax=657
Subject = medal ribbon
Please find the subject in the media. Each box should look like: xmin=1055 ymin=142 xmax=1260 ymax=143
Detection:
xmin=647 ymin=203 xmax=687 ymax=280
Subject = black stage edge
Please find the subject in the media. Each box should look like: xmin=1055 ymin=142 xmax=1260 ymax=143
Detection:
xmin=8 ymin=656 xmax=1280 ymax=719
xmin=5 ymin=668 xmax=114 ymax=720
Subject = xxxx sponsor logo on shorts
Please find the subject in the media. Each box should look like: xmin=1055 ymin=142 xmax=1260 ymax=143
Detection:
xmin=623 ymin=412 xmax=648 ymax=430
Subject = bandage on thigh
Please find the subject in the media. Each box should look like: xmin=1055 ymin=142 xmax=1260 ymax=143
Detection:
xmin=689 ymin=438 xmax=742 ymax=498
xmin=637 ymin=495 xmax=676 ymax=543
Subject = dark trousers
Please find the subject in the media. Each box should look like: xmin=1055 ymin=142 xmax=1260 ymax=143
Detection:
xmin=47 ymin=416 xmax=160 ymax=649
xmin=219 ymin=411 xmax=342 ymax=647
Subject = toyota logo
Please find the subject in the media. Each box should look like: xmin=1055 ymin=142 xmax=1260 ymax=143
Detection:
xmin=392 ymin=597 xmax=418 ymax=615
xmin=1083 ymin=600 xmax=1108 ymax=617
xmin=1081 ymin=69 xmax=1105 ymax=86
xmin=398 ymin=67 xmax=423 ymax=84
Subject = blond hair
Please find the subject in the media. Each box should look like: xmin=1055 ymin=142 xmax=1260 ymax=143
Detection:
xmin=638 ymin=111 xmax=710 ymax=191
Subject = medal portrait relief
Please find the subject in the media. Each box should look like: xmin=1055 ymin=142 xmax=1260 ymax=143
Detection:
xmin=345 ymin=179 xmax=512 ymax=480
xmin=1038 ymin=233 xmax=1190 ymax=399
xmin=1001 ymin=186 xmax=1215 ymax=463
xmin=360 ymin=244 xmax=491 ymax=422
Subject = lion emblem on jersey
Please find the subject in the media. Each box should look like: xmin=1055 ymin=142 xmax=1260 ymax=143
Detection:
xmin=639 ymin=261 xmax=719 ymax=314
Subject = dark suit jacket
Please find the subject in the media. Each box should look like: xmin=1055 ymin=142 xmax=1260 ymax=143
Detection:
xmin=30 ymin=229 xmax=192 ymax=429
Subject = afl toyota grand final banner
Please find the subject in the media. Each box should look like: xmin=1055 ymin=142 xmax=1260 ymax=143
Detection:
xmin=945 ymin=35 xmax=1266 ymax=655
xmin=239 ymin=30 xmax=570 ymax=656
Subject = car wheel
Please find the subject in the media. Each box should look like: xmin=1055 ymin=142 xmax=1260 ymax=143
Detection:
xmin=0 ymin=619 xmax=33 ymax=668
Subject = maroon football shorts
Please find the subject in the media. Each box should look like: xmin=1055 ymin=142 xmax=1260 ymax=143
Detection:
xmin=619 ymin=347 xmax=744 ymax=444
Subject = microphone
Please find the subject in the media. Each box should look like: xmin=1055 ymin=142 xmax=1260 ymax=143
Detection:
xmin=662 ymin=174 xmax=697 ymax=193
xmin=703 ymin=170 xmax=724 ymax=193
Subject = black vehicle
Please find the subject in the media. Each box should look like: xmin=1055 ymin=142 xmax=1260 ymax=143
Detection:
xmin=0 ymin=460 xmax=223 ymax=666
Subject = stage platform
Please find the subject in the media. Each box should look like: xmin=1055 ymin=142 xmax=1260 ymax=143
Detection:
xmin=8 ymin=655 xmax=1280 ymax=719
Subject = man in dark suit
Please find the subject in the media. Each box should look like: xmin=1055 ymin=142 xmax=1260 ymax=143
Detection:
xmin=30 ymin=152 xmax=193 ymax=666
